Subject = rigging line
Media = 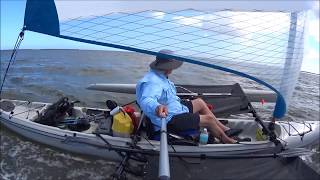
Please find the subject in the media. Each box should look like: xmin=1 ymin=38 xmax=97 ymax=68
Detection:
xmin=121 ymin=100 xmax=137 ymax=107
xmin=277 ymin=137 xmax=288 ymax=147
xmin=168 ymin=137 xmax=177 ymax=153
xmin=11 ymin=36 xmax=24 ymax=66
xmin=64 ymin=10 xmax=299 ymax=52
xmin=26 ymin=102 xmax=32 ymax=119
xmin=10 ymin=104 xmax=46 ymax=117
xmin=132 ymin=9 xmax=297 ymax=42
xmin=141 ymin=134 xmax=156 ymax=149
xmin=0 ymin=29 xmax=25 ymax=99
xmin=280 ymin=121 xmax=312 ymax=137
xmin=112 ymin=24 xmax=298 ymax=60
xmin=64 ymin=16 xmax=301 ymax=58
xmin=14 ymin=101 xmax=31 ymax=108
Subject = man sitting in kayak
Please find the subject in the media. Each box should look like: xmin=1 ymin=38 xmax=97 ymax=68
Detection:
xmin=136 ymin=49 xmax=241 ymax=144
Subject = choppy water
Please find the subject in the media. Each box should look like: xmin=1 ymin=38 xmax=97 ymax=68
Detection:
xmin=1 ymin=49 xmax=319 ymax=179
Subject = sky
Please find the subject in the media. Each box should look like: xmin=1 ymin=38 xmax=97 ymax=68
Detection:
xmin=1 ymin=0 xmax=319 ymax=74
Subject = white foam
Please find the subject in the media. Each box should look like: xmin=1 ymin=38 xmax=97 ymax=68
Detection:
xmin=0 ymin=160 xmax=16 ymax=180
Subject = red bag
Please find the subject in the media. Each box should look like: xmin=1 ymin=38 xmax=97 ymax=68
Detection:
xmin=123 ymin=105 xmax=138 ymax=133
xmin=206 ymin=103 xmax=214 ymax=111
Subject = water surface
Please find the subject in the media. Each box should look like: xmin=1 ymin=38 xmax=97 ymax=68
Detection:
xmin=1 ymin=49 xmax=319 ymax=179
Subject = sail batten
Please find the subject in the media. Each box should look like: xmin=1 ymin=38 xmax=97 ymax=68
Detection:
xmin=23 ymin=0 xmax=310 ymax=119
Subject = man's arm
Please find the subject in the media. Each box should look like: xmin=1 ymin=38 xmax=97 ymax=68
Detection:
xmin=139 ymin=82 xmax=167 ymax=117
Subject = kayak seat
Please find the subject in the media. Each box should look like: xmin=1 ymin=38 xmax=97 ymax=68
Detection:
xmin=142 ymin=115 xmax=198 ymax=145
xmin=152 ymin=129 xmax=199 ymax=141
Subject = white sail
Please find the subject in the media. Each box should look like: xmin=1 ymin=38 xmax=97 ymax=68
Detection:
xmin=23 ymin=0 xmax=313 ymax=118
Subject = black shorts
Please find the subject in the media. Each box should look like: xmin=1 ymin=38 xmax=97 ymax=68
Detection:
xmin=167 ymin=100 xmax=200 ymax=133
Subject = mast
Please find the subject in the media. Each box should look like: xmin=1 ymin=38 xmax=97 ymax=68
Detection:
xmin=274 ymin=12 xmax=302 ymax=119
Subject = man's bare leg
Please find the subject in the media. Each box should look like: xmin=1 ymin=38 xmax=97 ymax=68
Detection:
xmin=191 ymin=98 xmax=230 ymax=131
xmin=199 ymin=114 xmax=236 ymax=144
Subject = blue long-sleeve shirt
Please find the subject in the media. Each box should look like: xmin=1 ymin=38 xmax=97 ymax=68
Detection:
xmin=136 ymin=70 xmax=189 ymax=131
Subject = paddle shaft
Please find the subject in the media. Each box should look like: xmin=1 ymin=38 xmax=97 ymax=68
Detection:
xmin=159 ymin=117 xmax=170 ymax=180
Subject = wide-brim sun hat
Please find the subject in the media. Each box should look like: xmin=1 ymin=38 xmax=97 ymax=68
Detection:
xmin=149 ymin=49 xmax=183 ymax=71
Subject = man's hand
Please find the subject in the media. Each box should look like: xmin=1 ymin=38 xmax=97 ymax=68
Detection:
xmin=156 ymin=105 xmax=168 ymax=118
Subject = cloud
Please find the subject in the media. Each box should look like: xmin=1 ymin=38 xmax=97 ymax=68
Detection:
xmin=308 ymin=19 xmax=319 ymax=42
xmin=172 ymin=16 xmax=203 ymax=27
xmin=305 ymin=48 xmax=319 ymax=60
xmin=306 ymin=1 xmax=319 ymax=43
xmin=302 ymin=48 xmax=320 ymax=74
xmin=312 ymin=0 xmax=319 ymax=15
xmin=151 ymin=12 xmax=165 ymax=19
xmin=307 ymin=2 xmax=319 ymax=43
xmin=169 ymin=10 xmax=293 ymax=52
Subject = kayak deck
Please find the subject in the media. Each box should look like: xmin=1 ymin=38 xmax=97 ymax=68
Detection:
xmin=1 ymin=99 xmax=318 ymax=156
xmin=0 ymin=99 xmax=276 ymax=144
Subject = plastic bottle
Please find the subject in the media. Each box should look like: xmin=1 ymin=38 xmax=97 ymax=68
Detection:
xmin=110 ymin=106 xmax=121 ymax=116
xmin=199 ymin=128 xmax=209 ymax=145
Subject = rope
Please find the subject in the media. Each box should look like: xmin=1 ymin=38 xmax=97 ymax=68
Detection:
xmin=141 ymin=134 xmax=156 ymax=149
xmin=278 ymin=120 xmax=312 ymax=137
xmin=9 ymin=104 xmax=46 ymax=118
xmin=0 ymin=29 xmax=25 ymax=100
